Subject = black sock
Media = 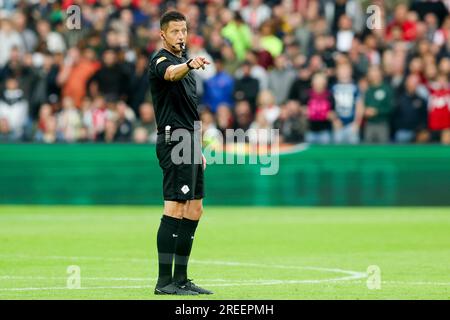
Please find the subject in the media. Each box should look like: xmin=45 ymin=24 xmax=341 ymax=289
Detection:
xmin=156 ymin=215 xmax=181 ymax=287
xmin=173 ymin=217 xmax=199 ymax=283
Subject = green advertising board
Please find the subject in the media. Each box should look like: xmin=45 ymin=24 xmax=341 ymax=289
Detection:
xmin=0 ymin=144 xmax=449 ymax=206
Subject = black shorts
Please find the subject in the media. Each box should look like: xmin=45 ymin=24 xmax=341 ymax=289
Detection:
xmin=156 ymin=131 xmax=204 ymax=201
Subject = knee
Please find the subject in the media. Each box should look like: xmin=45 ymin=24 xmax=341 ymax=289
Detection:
xmin=170 ymin=210 xmax=184 ymax=219
xmin=164 ymin=201 xmax=186 ymax=219
xmin=193 ymin=204 xmax=203 ymax=217
xmin=187 ymin=203 xmax=203 ymax=220
xmin=165 ymin=210 xmax=183 ymax=219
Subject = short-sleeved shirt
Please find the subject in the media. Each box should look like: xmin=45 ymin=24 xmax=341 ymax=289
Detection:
xmin=148 ymin=48 xmax=199 ymax=134
xmin=332 ymin=82 xmax=360 ymax=126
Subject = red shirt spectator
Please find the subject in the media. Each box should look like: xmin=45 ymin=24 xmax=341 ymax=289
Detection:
xmin=427 ymin=78 xmax=450 ymax=131
xmin=386 ymin=4 xmax=418 ymax=42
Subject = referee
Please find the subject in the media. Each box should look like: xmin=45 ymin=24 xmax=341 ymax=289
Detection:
xmin=148 ymin=11 xmax=212 ymax=295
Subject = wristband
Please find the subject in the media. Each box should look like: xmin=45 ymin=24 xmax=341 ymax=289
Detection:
xmin=186 ymin=58 xmax=194 ymax=70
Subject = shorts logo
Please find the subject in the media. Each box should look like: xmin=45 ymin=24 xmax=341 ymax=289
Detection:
xmin=181 ymin=185 xmax=190 ymax=194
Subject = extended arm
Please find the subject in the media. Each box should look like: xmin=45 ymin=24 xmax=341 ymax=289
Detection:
xmin=164 ymin=57 xmax=210 ymax=82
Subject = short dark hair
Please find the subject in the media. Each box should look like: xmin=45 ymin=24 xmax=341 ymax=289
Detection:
xmin=160 ymin=11 xmax=186 ymax=30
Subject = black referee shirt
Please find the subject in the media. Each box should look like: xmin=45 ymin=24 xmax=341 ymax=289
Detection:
xmin=148 ymin=48 xmax=200 ymax=134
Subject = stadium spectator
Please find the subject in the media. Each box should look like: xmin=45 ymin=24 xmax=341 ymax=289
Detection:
xmin=259 ymin=20 xmax=283 ymax=59
xmin=303 ymin=72 xmax=335 ymax=144
xmin=0 ymin=77 xmax=28 ymax=140
xmin=35 ymin=20 xmax=66 ymax=54
xmin=215 ymin=103 xmax=234 ymax=137
xmin=239 ymin=50 xmax=269 ymax=90
xmin=202 ymin=56 xmax=234 ymax=113
xmin=233 ymin=61 xmax=259 ymax=113
xmin=332 ymin=63 xmax=364 ymax=144
xmin=201 ymin=108 xmax=222 ymax=150
xmin=241 ymin=0 xmax=271 ymax=31
xmin=364 ymin=33 xmax=382 ymax=66
xmin=249 ymin=36 xmax=274 ymax=70
xmin=273 ymin=100 xmax=305 ymax=144
xmin=188 ymin=35 xmax=216 ymax=81
xmin=30 ymin=52 xmax=60 ymax=120
xmin=336 ymin=15 xmax=355 ymax=53
xmin=256 ymin=90 xmax=280 ymax=126
xmin=128 ymin=52 xmax=150 ymax=114
xmin=114 ymin=101 xmax=134 ymax=143
xmin=57 ymin=47 xmax=101 ymax=108
xmin=34 ymin=115 xmax=62 ymax=143
xmin=34 ymin=103 xmax=52 ymax=135
xmin=288 ymin=55 xmax=324 ymax=106
xmin=13 ymin=11 xmax=38 ymax=53
xmin=88 ymin=49 xmax=129 ymax=102
xmin=58 ymin=96 xmax=82 ymax=142
xmin=348 ymin=38 xmax=370 ymax=80
xmin=133 ymin=126 xmax=149 ymax=144
xmin=394 ymin=74 xmax=428 ymax=143
xmin=426 ymin=73 xmax=450 ymax=143
xmin=205 ymin=28 xmax=227 ymax=62
xmin=221 ymin=12 xmax=252 ymax=61
xmin=0 ymin=17 xmax=24 ymax=67
xmin=89 ymin=95 xmax=108 ymax=141
xmin=248 ymin=109 xmax=275 ymax=147
xmin=188 ymin=35 xmax=216 ymax=98
xmin=268 ymin=54 xmax=296 ymax=106
xmin=0 ymin=48 xmax=38 ymax=117
xmin=97 ymin=118 xmax=118 ymax=143
xmin=220 ymin=43 xmax=240 ymax=76
xmin=0 ymin=0 xmax=448 ymax=146
xmin=233 ymin=100 xmax=253 ymax=132
xmin=386 ymin=3 xmax=419 ymax=42
xmin=363 ymin=66 xmax=393 ymax=143
xmin=324 ymin=0 xmax=364 ymax=34
xmin=0 ymin=117 xmax=13 ymax=141
xmin=312 ymin=35 xmax=335 ymax=73
xmin=134 ymin=102 xmax=157 ymax=144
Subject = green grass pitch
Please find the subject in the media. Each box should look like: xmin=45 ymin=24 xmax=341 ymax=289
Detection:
xmin=0 ymin=206 xmax=449 ymax=300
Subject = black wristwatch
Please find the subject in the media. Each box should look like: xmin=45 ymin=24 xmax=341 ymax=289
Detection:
xmin=186 ymin=58 xmax=194 ymax=70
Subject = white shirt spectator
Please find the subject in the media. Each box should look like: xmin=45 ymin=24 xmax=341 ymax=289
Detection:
xmin=45 ymin=31 xmax=67 ymax=53
xmin=0 ymin=27 xmax=24 ymax=67
xmin=0 ymin=89 xmax=28 ymax=139
xmin=336 ymin=30 xmax=354 ymax=52
xmin=324 ymin=0 xmax=364 ymax=33
xmin=241 ymin=1 xmax=271 ymax=30
xmin=262 ymin=105 xmax=281 ymax=125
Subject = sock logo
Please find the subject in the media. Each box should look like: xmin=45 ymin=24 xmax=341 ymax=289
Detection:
xmin=181 ymin=185 xmax=190 ymax=194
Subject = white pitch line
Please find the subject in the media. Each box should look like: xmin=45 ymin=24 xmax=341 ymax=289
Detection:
xmin=0 ymin=276 xmax=158 ymax=281
xmin=3 ymin=255 xmax=449 ymax=288
xmin=0 ymin=254 xmax=366 ymax=279
xmin=0 ymin=254 xmax=150 ymax=263
xmin=383 ymin=281 xmax=450 ymax=286
xmin=1 ymin=280 xmax=449 ymax=293
xmin=0 ymin=285 xmax=154 ymax=292
xmin=0 ymin=254 xmax=368 ymax=292
xmin=0 ymin=276 xmax=374 ymax=284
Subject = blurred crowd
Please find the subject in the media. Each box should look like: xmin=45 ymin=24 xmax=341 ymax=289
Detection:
xmin=0 ymin=0 xmax=449 ymax=145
